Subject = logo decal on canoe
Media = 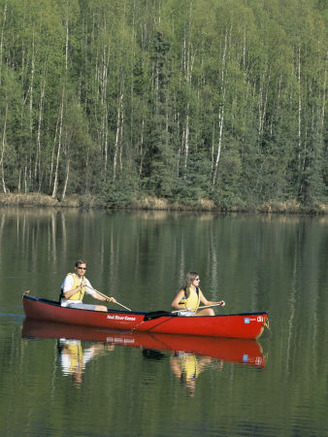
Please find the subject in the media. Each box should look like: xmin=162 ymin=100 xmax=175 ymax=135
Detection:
xmin=107 ymin=314 xmax=136 ymax=322
xmin=243 ymin=354 xmax=249 ymax=362
xmin=106 ymin=337 xmax=136 ymax=345
xmin=244 ymin=316 xmax=259 ymax=324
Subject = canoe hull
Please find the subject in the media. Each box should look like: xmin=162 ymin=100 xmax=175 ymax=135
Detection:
xmin=22 ymin=294 xmax=268 ymax=339
xmin=22 ymin=318 xmax=266 ymax=367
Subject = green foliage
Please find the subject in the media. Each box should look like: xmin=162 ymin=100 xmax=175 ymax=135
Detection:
xmin=0 ymin=0 xmax=328 ymax=208
xmin=98 ymin=170 xmax=139 ymax=207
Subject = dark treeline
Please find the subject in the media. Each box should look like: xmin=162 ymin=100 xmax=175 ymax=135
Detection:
xmin=1 ymin=0 xmax=328 ymax=209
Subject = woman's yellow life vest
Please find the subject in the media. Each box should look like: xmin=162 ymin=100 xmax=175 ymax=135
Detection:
xmin=179 ymin=354 xmax=199 ymax=381
xmin=179 ymin=286 xmax=201 ymax=312
xmin=65 ymin=273 xmax=86 ymax=301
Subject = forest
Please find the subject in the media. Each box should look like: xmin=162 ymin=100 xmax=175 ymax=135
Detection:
xmin=1 ymin=0 xmax=328 ymax=211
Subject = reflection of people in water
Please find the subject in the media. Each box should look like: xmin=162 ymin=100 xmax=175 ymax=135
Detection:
xmin=58 ymin=339 xmax=114 ymax=388
xmin=170 ymin=352 xmax=214 ymax=396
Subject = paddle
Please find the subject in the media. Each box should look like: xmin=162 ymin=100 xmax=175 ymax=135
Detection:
xmin=144 ymin=303 xmax=225 ymax=321
xmin=86 ymin=286 xmax=132 ymax=311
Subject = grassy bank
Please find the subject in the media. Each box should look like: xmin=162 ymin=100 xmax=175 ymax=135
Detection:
xmin=0 ymin=193 xmax=327 ymax=214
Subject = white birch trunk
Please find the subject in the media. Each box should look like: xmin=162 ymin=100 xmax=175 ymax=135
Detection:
xmin=104 ymin=106 xmax=108 ymax=176
xmin=179 ymin=121 xmax=185 ymax=177
xmin=184 ymin=107 xmax=190 ymax=177
xmin=52 ymin=89 xmax=65 ymax=198
xmin=113 ymin=94 xmax=123 ymax=181
xmin=0 ymin=100 xmax=8 ymax=193
xmin=297 ymin=45 xmax=302 ymax=183
xmin=49 ymin=114 xmax=59 ymax=189
xmin=18 ymin=169 xmax=21 ymax=192
xmin=119 ymin=103 xmax=124 ymax=172
xmin=101 ymin=33 xmax=109 ymax=176
xmin=24 ymin=160 xmax=28 ymax=193
xmin=183 ymin=0 xmax=194 ymax=177
xmin=320 ymin=52 xmax=327 ymax=132
xmin=35 ymin=77 xmax=45 ymax=189
xmin=258 ymin=70 xmax=270 ymax=146
xmin=211 ymin=121 xmax=215 ymax=173
xmin=65 ymin=16 xmax=69 ymax=72
xmin=29 ymin=30 xmax=35 ymax=137
xmin=0 ymin=1 xmax=7 ymax=86
xmin=52 ymin=4 xmax=69 ymax=198
xmin=61 ymin=158 xmax=70 ymax=201
xmin=212 ymin=28 xmax=228 ymax=185
xmin=139 ymin=118 xmax=145 ymax=176
xmin=212 ymin=106 xmax=225 ymax=185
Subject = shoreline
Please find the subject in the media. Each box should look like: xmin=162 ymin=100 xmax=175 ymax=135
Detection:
xmin=0 ymin=193 xmax=327 ymax=215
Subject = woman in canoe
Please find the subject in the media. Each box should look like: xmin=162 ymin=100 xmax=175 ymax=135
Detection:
xmin=171 ymin=271 xmax=225 ymax=316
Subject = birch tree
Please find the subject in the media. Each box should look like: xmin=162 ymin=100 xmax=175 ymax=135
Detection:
xmin=0 ymin=99 xmax=8 ymax=193
xmin=212 ymin=26 xmax=229 ymax=186
xmin=0 ymin=0 xmax=7 ymax=86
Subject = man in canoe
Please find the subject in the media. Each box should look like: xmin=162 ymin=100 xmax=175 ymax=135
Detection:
xmin=171 ymin=271 xmax=225 ymax=316
xmin=60 ymin=259 xmax=116 ymax=311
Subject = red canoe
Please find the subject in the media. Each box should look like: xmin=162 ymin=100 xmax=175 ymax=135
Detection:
xmin=22 ymin=293 xmax=268 ymax=339
xmin=22 ymin=319 xmax=266 ymax=367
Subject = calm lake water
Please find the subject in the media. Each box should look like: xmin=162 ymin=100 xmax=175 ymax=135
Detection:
xmin=1 ymin=208 xmax=328 ymax=437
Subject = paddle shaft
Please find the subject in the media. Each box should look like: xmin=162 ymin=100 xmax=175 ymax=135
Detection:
xmin=143 ymin=302 xmax=225 ymax=321
xmin=172 ymin=302 xmax=224 ymax=313
xmin=86 ymin=286 xmax=132 ymax=311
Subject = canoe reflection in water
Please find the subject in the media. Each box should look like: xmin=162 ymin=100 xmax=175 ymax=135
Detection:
xmin=22 ymin=319 xmax=266 ymax=389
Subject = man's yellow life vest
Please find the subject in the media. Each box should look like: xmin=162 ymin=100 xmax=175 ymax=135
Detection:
xmin=65 ymin=342 xmax=83 ymax=374
xmin=65 ymin=273 xmax=86 ymax=301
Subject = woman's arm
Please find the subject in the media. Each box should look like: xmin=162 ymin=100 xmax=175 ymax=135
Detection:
xmin=199 ymin=290 xmax=225 ymax=307
xmin=171 ymin=289 xmax=187 ymax=310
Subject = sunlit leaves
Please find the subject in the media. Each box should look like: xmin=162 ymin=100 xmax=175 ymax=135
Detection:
xmin=0 ymin=0 xmax=328 ymax=206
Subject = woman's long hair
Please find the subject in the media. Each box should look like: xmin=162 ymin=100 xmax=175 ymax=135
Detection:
xmin=182 ymin=271 xmax=199 ymax=298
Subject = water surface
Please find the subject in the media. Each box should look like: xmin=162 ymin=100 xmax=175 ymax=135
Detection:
xmin=1 ymin=208 xmax=328 ymax=436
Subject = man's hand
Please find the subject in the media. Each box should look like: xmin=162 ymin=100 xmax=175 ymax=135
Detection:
xmin=106 ymin=296 xmax=117 ymax=303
